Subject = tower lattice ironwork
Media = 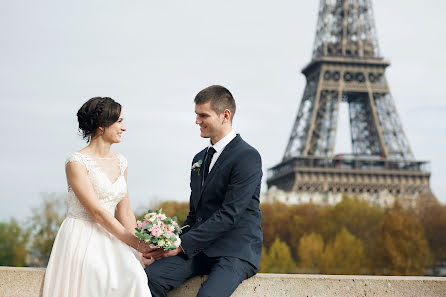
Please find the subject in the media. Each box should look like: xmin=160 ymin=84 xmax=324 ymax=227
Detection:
xmin=267 ymin=0 xmax=431 ymax=198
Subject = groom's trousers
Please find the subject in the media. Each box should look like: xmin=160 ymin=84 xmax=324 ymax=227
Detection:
xmin=145 ymin=252 xmax=256 ymax=297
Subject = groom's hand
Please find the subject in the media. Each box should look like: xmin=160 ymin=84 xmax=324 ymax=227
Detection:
xmin=142 ymin=247 xmax=165 ymax=261
xmin=142 ymin=246 xmax=183 ymax=263
xmin=159 ymin=246 xmax=183 ymax=259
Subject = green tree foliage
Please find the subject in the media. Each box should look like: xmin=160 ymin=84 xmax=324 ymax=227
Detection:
xmin=382 ymin=207 xmax=431 ymax=275
xmin=0 ymin=218 xmax=30 ymax=266
xmin=259 ymin=237 xmax=296 ymax=273
xmin=320 ymin=228 xmax=365 ymax=275
xmin=297 ymin=232 xmax=324 ymax=272
xmin=28 ymin=193 xmax=66 ymax=266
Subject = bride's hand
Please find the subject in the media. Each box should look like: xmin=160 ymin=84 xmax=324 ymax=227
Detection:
xmin=137 ymin=241 xmax=156 ymax=254
xmin=137 ymin=241 xmax=165 ymax=260
xmin=141 ymin=255 xmax=154 ymax=267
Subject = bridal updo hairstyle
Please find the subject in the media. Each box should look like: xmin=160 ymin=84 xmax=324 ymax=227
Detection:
xmin=77 ymin=97 xmax=121 ymax=142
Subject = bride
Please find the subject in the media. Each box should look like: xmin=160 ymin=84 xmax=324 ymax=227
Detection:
xmin=43 ymin=97 xmax=155 ymax=297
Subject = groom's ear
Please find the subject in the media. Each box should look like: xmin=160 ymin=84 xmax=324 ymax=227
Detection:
xmin=222 ymin=109 xmax=232 ymax=124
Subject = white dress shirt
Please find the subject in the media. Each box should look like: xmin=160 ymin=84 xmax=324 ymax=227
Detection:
xmin=207 ymin=129 xmax=237 ymax=173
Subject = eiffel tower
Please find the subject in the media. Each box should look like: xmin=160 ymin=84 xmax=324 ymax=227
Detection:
xmin=266 ymin=0 xmax=431 ymax=203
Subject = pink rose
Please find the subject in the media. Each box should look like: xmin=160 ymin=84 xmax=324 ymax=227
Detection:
xmin=140 ymin=220 xmax=150 ymax=229
xmin=151 ymin=225 xmax=162 ymax=237
xmin=165 ymin=230 xmax=173 ymax=236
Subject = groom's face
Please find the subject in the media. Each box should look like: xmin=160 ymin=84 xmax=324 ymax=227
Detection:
xmin=195 ymin=102 xmax=224 ymax=140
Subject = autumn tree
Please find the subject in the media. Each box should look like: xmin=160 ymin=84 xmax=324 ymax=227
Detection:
xmin=287 ymin=204 xmax=324 ymax=259
xmin=259 ymin=246 xmax=270 ymax=273
xmin=320 ymin=228 xmax=365 ymax=275
xmin=259 ymin=237 xmax=296 ymax=273
xmin=319 ymin=195 xmax=385 ymax=273
xmin=157 ymin=201 xmax=189 ymax=226
xmin=297 ymin=232 xmax=324 ymax=272
xmin=382 ymin=207 xmax=431 ymax=275
xmin=131 ymin=198 xmax=441 ymax=276
xmin=260 ymin=202 xmax=293 ymax=248
xmin=415 ymin=195 xmax=446 ymax=262
xmin=136 ymin=200 xmax=190 ymax=226
xmin=0 ymin=218 xmax=30 ymax=266
xmin=28 ymin=193 xmax=66 ymax=266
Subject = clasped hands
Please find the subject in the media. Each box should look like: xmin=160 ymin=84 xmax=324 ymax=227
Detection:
xmin=138 ymin=243 xmax=183 ymax=266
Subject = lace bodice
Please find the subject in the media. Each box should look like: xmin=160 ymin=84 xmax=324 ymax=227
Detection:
xmin=65 ymin=152 xmax=128 ymax=221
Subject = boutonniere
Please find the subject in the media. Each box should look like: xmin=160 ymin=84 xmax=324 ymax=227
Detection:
xmin=191 ymin=160 xmax=203 ymax=175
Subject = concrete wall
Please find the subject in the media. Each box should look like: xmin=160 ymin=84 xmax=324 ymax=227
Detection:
xmin=1 ymin=266 xmax=446 ymax=297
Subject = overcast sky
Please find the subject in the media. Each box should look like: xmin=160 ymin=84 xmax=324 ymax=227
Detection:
xmin=1 ymin=0 xmax=445 ymax=221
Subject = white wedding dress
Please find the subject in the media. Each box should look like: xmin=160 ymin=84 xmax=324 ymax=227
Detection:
xmin=42 ymin=152 xmax=151 ymax=297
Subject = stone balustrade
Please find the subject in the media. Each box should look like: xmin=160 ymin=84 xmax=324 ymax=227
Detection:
xmin=1 ymin=266 xmax=445 ymax=297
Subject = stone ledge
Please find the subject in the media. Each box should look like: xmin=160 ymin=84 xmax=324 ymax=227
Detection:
xmin=1 ymin=266 xmax=446 ymax=297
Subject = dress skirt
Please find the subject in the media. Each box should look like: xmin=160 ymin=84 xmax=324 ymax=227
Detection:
xmin=42 ymin=216 xmax=151 ymax=297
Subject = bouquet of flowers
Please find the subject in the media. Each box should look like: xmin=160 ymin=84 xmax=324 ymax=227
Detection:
xmin=135 ymin=209 xmax=182 ymax=251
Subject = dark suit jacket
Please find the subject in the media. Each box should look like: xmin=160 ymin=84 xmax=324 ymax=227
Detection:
xmin=180 ymin=135 xmax=263 ymax=269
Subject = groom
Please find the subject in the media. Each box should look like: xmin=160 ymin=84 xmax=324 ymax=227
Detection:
xmin=143 ymin=85 xmax=263 ymax=297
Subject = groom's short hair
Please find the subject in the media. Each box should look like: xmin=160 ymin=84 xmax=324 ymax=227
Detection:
xmin=194 ymin=85 xmax=236 ymax=121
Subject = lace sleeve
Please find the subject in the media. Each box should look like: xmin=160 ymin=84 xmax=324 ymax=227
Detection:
xmin=65 ymin=152 xmax=90 ymax=171
xmin=117 ymin=153 xmax=128 ymax=175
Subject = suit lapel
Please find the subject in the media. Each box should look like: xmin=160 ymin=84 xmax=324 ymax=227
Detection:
xmin=192 ymin=150 xmax=206 ymax=209
xmin=199 ymin=135 xmax=242 ymax=196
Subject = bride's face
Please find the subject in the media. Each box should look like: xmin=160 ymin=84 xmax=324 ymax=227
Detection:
xmin=102 ymin=111 xmax=126 ymax=143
